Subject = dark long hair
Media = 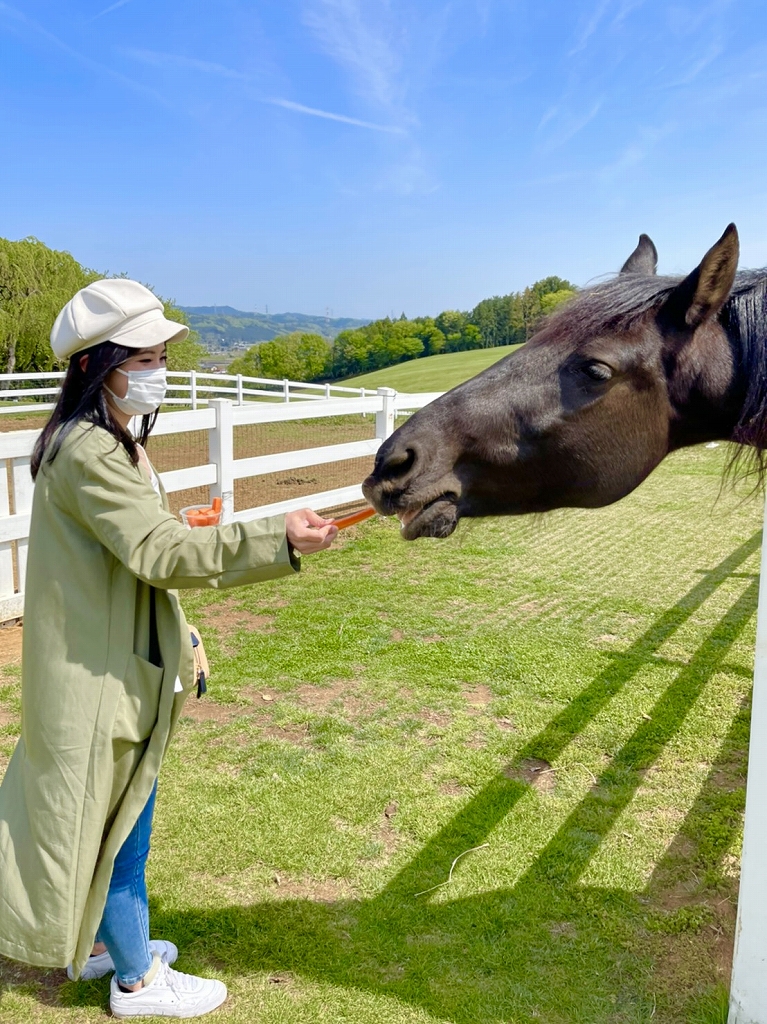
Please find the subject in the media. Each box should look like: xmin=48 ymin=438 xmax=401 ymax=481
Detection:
xmin=31 ymin=341 xmax=158 ymax=480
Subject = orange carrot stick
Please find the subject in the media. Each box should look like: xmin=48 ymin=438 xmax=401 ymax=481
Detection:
xmin=332 ymin=507 xmax=376 ymax=530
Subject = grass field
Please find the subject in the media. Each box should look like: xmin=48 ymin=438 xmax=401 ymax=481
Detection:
xmin=0 ymin=440 xmax=759 ymax=1023
xmin=341 ymin=345 xmax=522 ymax=393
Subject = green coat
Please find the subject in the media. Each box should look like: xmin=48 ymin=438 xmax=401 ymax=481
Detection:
xmin=0 ymin=421 xmax=298 ymax=975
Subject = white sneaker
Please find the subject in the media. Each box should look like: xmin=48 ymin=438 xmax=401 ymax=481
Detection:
xmin=67 ymin=939 xmax=178 ymax=981
xmin=110 ymin=956 xmax=227 ymax=1018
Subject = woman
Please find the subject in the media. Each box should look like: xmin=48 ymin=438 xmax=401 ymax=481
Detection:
xmin=0 ymin=279 xmax=338 ymax=1018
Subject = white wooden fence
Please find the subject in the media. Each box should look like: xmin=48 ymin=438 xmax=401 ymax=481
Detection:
xmin=0 ymin=387 xmax=442 ymax=623
xmin=0 ymin=370 xmax=380 ymax=413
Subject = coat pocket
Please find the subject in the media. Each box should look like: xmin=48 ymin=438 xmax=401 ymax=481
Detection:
xmin=114 ymin=654 xmax=164 ymax=745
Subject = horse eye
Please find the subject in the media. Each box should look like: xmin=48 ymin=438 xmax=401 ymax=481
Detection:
xmin=582 ymin=361 xmax=613 ymax=382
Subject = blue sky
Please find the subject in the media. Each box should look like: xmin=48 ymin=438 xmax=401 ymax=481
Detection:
xmin=1 ymin=1 xmax=766 ymax=318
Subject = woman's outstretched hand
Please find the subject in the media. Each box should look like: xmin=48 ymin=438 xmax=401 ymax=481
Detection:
xmin=285 ymin=508 xmax=339 ymax=554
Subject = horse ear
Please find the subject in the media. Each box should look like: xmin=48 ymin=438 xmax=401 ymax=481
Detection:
xmin=660 ymin=224 xmax=739 ymax=330
xmin=620 ymin=234 xmax=658 ymax=275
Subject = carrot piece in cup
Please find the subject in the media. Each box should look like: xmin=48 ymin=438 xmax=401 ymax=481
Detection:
xmin=212 ymin=497 xmax=222 ymax=513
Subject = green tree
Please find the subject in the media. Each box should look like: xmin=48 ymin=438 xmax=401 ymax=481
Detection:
xmin=229 ymin=332 xmax=331 ymax=382
xmin=414 ymin=318 xmax=446 ymax=356
xmin=0 ymin=237 xmax=99 ymax=372
xmin=435 ymin=310 xmax=467 ymax=337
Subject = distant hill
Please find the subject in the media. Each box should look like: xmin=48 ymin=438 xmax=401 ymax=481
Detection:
xmin=180 ymin=306 xmax=371 ymax=351
xmin=341 ymin=344 xmax=523 ymax=394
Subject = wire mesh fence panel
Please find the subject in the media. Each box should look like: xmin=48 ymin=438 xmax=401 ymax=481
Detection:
xmin=231 ymin=414 xmax=378 ymax=514
xmin=145 ymin=429 xmax=208 ymax=473
xmin=145 ymin=429 xmax=210 ymax=517
xmin=0 ymin=413 xmax=49 ymax=433
xmin=232 ymin=413 xmax=377 ymax=460
xmin=233 ymin=455 xmax=375 ymax=513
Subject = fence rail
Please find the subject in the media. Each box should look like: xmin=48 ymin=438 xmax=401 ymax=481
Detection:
xmin=0 ymin=385 xmax=441 ymax=621
xmin=0 ymin=370 xmax=380 ymax=414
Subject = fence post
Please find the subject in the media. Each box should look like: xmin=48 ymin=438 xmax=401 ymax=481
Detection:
xmin=190 ymin=370 xmax=197 ymax=411
xmin=237 ymin=374 xmax=244 ymax=405
xmin=325 ymin=383 xmax=331 ymax=400
xmin=208 ymin=398 xmax=234 ymax=524
xmin=283 ymin=379 xmax=290 ymax=403
xmin=376 ymin=387 xmax=396 ymax=441
xmin=728 ymin=489 xmax=767 ymax=1023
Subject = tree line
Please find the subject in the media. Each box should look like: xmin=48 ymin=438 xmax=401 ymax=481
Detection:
xmin=0 ymin=235 xmax=575 ymax=382
xmin=0 ymin=237 xmax=204 ymax=373
xmin=228 ymin=276 xmax=575 ymax=382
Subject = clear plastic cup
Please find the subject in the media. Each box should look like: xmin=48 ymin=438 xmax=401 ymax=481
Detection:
xmin=179 ymin=505 xmax=222 ymax=528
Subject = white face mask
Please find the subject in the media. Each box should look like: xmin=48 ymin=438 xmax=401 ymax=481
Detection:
xmin=106 ymin=367 xmax=167 ymax=416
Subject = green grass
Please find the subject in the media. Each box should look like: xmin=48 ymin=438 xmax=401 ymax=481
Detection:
xmin=0 ymin=441 xmax=759 ymax=1022
xmin=341 ymin=345 xmax=522 ymax=393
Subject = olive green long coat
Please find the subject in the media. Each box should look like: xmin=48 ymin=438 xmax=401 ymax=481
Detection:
xmin=0 ymin=422 xmax=298 ymax=976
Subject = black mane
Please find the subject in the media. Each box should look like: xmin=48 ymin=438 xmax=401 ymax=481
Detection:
xmin=544 ymin=269 xmax=767 ymax=473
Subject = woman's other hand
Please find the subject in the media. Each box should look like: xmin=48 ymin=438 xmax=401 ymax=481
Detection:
xmin=285 ymin=509 xmax=338 ymax=554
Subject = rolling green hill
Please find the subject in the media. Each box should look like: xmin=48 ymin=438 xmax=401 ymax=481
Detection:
xmin=341 ymin=344 xmax=522 ymax=393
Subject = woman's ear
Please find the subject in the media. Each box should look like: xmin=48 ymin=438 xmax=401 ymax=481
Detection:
xmin=79 ymin=354 xmax=89 ymax=373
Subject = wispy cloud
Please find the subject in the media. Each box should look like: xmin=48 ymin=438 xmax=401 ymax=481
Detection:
xmin=302 ymin=0 xmax=405 ymax=113
xmin=664 ymin=41 xmax=723 ymax=87
xmin=265 ymin=97 xmax=405 ymax=133
xmin=122 ymin=48 xmax=250 ymax=80
xmin=597 ymin=123 xmax=673 ymax=183
xmin=0 ymin=1 xmax=168 ymax=105
xmin=120 ymin=46 xmax=405 ymax=133
xmin=569 ymin=0 xmax=612 ymax=55
xmin=88 ymin=0 xmax=132 ymax=22
xmin=536 ymin=99 xmax=603 ymax=151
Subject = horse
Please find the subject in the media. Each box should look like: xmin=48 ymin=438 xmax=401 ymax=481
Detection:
xmin=362 ymin=224 xmax=767 ymax=537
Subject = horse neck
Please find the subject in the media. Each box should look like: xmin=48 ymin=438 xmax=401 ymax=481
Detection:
xmin=667 ymin=274 xmax=767 ymax=451
xmin=665 ymin=321 xmax=745 ymax=450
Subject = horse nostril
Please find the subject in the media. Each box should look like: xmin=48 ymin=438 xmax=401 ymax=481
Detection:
xmin=376 ymin=445 xmax=417 ymax=482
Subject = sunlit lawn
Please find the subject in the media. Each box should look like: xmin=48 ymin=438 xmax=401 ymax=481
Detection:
xmin=341 ymin=345 xmax=522 ymax=393
xmin=0 ymin=442 xmax=760 ymax=1023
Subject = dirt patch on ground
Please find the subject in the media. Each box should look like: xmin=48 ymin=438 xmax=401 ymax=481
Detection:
xmin=419 ymin=709 xmax=452 ymax=729
xmin=0 ymin=707 xmax=19 ymax=728
xmin=258 ymin=722 xmax=311 ymax=745
xmin=647 ymin=897 xmax=737 ymax=1011
xmin=292 ymin=681 xmax=375 ymax=719
xmin=465 ymin=731 xmax=488 ymax=750
xmin=0 ymin=623 xmax=23 ymax=669
xmin=200 ymin=598 xmax=276 ymax=640
xmin=505 ymin=596 xmax=563 ymax=621
xmin=504 ymin=757 xmax=557 ymax=794
xmin=496 ymin=716 xmax=516 ymax=732
xmin=270 ymin=874 xmax=355 ymax=903
xmin=439 ymin=780 xmax=468 ymax=796
xmin=181 ymin=698 xmax=242 ymax=725
xmin=0 ymin=956 xmax=66 ymax=1007
xmin=462 ymin=684 xmax=494 ymax=709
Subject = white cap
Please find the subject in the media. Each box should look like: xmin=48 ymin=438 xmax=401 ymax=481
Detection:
xmin=50 ymin=279 xmax=189 ymax=360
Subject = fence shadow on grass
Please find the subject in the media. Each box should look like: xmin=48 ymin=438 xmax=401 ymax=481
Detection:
xmin=9 ymin=531 xmax=761 ymax=1021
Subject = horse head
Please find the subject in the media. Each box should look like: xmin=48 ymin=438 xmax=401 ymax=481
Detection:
xmin=363 ymin=225 xmax=745 ymax=538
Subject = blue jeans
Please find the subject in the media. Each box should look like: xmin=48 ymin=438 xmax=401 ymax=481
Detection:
xmin=96 ymin=781 xmax=158 ymax=985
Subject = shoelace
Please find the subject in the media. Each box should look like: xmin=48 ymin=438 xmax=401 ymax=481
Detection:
xmin=156 ymin=961 xmax=204 ymax=996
